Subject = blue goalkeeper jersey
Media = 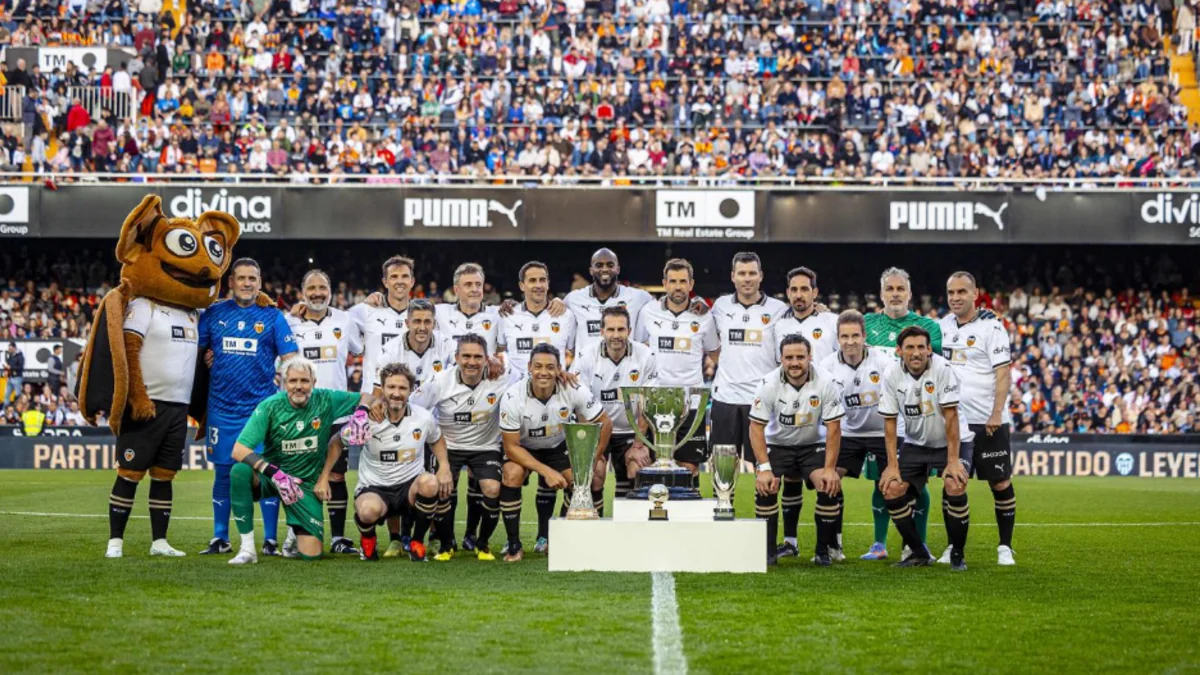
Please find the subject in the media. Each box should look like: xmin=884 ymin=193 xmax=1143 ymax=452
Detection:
xmin=198 ymin=299 xmax=298 ymax=419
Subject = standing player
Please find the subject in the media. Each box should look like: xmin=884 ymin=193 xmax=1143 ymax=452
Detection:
xmin=940 ymin=272 xmax=1016 ymax=566
xmin=711 ymin=252 xmax=789 ymax=465
xmin=859 ymin=267 xmax=943 ymax=561
xmin=571 ymin=306 xmax=657 ymax=515
xmin=198 ymin=258 xmax=297 ymax=556
xmin=329 ymin=362 xmax=452 ymax=562
xmin=226 ymin=357 xmax=382 ymax=564
xmin=814 ymin=310 xmax=894 ymax=562
xmin=635 ymin=258 xmax=720 ymax=476
xmin=410 ymin=334 xmax=521 ymax=561
xmin=749 ymin=335 xmax=846 ymax=566
xmin=565 ymin=249 xmax=656 ymax=357
xmin=285 ymin=270 xmax=364 ymax=555
xmin=499 ymin=344 xmax=612 ymax=561
xmin=775 ymin=267 xmax=839 ymax=365
xmin=499 ymin=261 xmax=577 ymax=376
xmin=878 ymin=326 xmax=974 ymax=570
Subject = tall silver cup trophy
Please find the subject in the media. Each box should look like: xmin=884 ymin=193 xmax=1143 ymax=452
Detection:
xmin=563 ymin=422 xmax=602 ymax=520
xmin=620 ymin=386 xmax=711 ymax=500
xmin=710 ymin=444 xmax=738 ymax=520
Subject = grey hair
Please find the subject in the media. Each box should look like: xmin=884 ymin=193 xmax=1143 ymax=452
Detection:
xmin=453 ymin=262 xmax=486 ymax=286
xmin=301 ymin=269 xmax=331 ymax=287
xmin=880 ymin=267 xmax=911 ymax=290
xmin=280 ymin=357 xmax=318 ymax=382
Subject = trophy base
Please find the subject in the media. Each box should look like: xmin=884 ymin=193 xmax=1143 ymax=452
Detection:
xmin=630 ymin=465 xmax=701 ymax=500
xmin=648 ymin=507 xmax=669 ymax=521
xmin=565 ymin=507 xmax=599 ymax=521
xmin=713 ymin=508 xmax=735 ymax=521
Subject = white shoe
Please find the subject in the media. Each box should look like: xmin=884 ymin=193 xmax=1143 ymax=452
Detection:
xmin=149 ymin=539 xmax=186 ymax=557
xmin=997 ymin=545 xmax=1016 ymax=566
xmin=105 ymin=538 xmax=123 ymax=558
xmin=900 ymin=545 xmax=912 ymax=562
xmin=829 ymin=547 xmax=846 ymax=563
xmin=937 ymin=545 xmax=953 ymax=564
xmin=229 ymin=549 xmax=258 ymax=565
xmin=282 ymin=529 xmax=299 ymax=559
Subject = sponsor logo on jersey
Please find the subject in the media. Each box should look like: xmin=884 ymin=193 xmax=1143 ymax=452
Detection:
xmin=295 ymin=421 xmax=305 ymax=431
xmin=303 ymin=347 xmax=321 ymax=360
xmin=903 ymin=404 xmax=924 ymax=416
xmin=779 ymin=413 xmax=795 ymax=425
xmin=529 ymin=427 xmax=546 ymax=438
xmin=171 ymin=326 xmax=198 ymax=341
xmin=453 ymin=412 xmax=473 ymax=423
xmin=727 ymin=329 xmax=763 ymax=344
xmin=924 ymin=381 xmax=935 ymax=394
xmin=586 ymin=320 xmax=602 ymax=335
xmin=516 ymin=337 xmax=534 ymax=351
xmin=380 ymin=450 xmax=398 ymax=463
xmin=600 ymin=389 xmax=618 ymax=402
xmin=222 ymin=336 xmax=259 ymax=354
xmin=282 ymin=436 xmax=319 ymax=453
xmin=237 ymin=321 xmax=246 ymax=330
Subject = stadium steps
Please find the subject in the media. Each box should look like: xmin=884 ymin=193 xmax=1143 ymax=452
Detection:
xmin=1167 ymin=38 xmax=1200 ymax=124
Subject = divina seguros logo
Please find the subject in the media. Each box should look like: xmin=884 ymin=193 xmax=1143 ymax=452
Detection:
xmin=168 ymin=189 xmax=273 ymax=234
xmin=1139 ymin=193 xmax=1200 ymax=238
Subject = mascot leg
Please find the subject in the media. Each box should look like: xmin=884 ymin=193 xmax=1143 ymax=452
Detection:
xmin=106 ymin=467 xmax=144 ymax=558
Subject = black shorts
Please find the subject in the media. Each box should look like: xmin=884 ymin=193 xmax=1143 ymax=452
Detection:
xmin=673 ymin=406 xmax=709 ymax=465
xmin=710 ymin=401 xmax=753 ymax=461
xmin=115 ymin=400 xmax=189 ymax=472
xmin=355 ymin=479 xmax=416 ymax=520
xmin=898 ymin=441 xmax=976 ymax=492
xmin=447 ymin=449 xmax=503 ymax=483
xmin=766 ymin=443 xmax=827 ymax=486
xmin=330 ymin=421 xmax=348 ymax=475
xmin=967 ymin=424 xmax=1013 ymax=482
xmin=605 ymin=435 xmax=637 ymax=483
xmin=838 ymin=437 xmax=889 ymax=479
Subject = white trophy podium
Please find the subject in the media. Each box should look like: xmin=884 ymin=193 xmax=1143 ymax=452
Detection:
xmin=548 ymin=498 xmax=766 ymax=573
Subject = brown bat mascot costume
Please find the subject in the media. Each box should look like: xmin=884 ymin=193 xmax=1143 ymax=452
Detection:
xmin=77 ymin=195 xmax=248 ymax=559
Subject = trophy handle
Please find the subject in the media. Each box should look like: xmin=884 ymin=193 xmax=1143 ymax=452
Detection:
xmin=620 ymin=387 xmax=657 ymax=450
xmin=669 ymin=387 xmax=711 ymax=453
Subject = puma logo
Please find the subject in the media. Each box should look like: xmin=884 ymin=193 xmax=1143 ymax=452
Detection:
xmin=974 ymin=203 xmax=1007 ymax=230
xmin=488 ymin=200 xmax=522 ymax=228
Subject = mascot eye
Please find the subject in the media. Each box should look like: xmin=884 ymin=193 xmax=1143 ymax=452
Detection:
xmin=203 ymin=236 xmax=226 ymax=266
xmin=164 ymin=229 xmax=199 ymax=257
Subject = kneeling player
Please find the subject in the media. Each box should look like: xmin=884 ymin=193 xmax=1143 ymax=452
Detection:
xmin=878 ymin=327 xmax=974 ymax=570
xmin=332 ymin=362 xmax=452 ymax=561
xmin=227 ymin=358 xmax=382 ymax=564
xmin=749 ymin=335 xmax=846 ymax=566
xmin=500 ymin=344 xmax=611 ymax=561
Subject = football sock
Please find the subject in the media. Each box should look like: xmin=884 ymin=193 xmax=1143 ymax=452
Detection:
xmin=558 ymin=486 xmax=574 ymax=518
xmin=500 ymin=485 xmax=523 ymax=548
xmin=413 ymin=493 xmax=438 ymax=544
xmin=943 ymin=491 xmax=970 ymax=558
xmin=885 ymin=494 xmax=925 ymax=557
xmin=814 ymin=491 xmax=842 ymax=555
xmin=327 ymin=480 xmax=348 ymax=541
xmin=212 ymin=463 xmax=232 ymax=541
xmin=614 ymin=478 xmax=632 ymax=500
xmin=148 ymin=477 xmax=172 ymax=541
xmin=992 ymin=484 xmax=1016 ymax=547
xmin=781 ymin=479 xmax=803 ymax=539
xmin=834 ymin=492 xmax=845 ymax=548
xmin=108 ymin=475 xmax=137 ymax=540
xmin=400 ymin=513 xmax=413 ymax=540
xmin=755 ymin=492 xmax=779 ymax=558
xmin=871 ymin=486 xmax=889 ymax=544
xmin=478 ymin=494 xmax=501 ymax=547
xmin=535 ymin=486 xmax=555 ymax=539
xmin=914 ymin=485 xmax=931 ymax=544
xmin=439 ymin=491 xmax=458 ymax=548
xmin=259 ymin=496 xmax=280 ymax=543
xmin=239 ymin=531 xmax=255 ymax=552
xmin=229 ymin=463 xmax=256 ymax=536
xmin=355 ymin=514 xmax=376 ymax=557
xmin=388 ymin=516 xmax=402 ymax=542
xmin=465 ymin=477 xmax=482 ymax=538
xmin=591 ymin=488 xmax=605 ymax=518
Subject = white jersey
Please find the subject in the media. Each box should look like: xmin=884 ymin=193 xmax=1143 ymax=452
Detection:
xmin=569 ymin=340 xmax=657 ymax=436
xmin=498 ymin=303 xmax=577 ymax=375
xmin=775 ymin=311 xmax=839 ymax=366
xmin=711 ymin=294 xmax=790 ymax=405
xmin=749 ymin=366 xmax=845 ymax=447
xmin=123 ymin=297 xmax=199 ymax=404
xmin=636 ymin=300 xmax=719 ymax=386
xmin=499 ymin=380 xmax=604 ymax=450
xmin=938 ymin=313 xmax=1013 ymax=426
xmin=819 ymin=347 xmax=893 ymax=438
xmin=374 ymin=330 xmax=458 ymax=392
xmin=878 ymin=355 xmax=975 ymax=448
xmin=357 ymin=404 xmax=441 ymax=488
xmin=435 ymin=303 xmax=500 ymax=354
xmin=411 ymin=364 xmax=522 ymax=452
xmin=349 ymin=302 xmax=409 ymax=393
xmin=565 ymin=284 xmax=654 ymax=356
xmin=286 ymin=308 xmax=362 ymax=391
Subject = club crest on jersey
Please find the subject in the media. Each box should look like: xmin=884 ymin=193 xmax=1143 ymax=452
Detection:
xmin=630 ymin=370 xmax=640 ymax=382
xmin=672 ymin=321 xmax=679 ymax=330
xmin=311 ymin=419 xmax=321 ymax=430
xmin=690 ymin=321 xmax=699 ymax=333
xmin=869 ymin=371 xmax=880 ymax=383
xmin=334 ymin=327 xmax=342 ymax=339
xmin=761 ymin=313 xmax=771 ymax=325
xmin=254 ymin=322 xmax=265 ymax=334
xmin=924 ymin=381 xmax=935 ymax=394
xmin=812 ymin=328 xmax=823 ymax=339
xmin=295 ymin=421 xmax=305 ymax=431
xmin=413 ymin=429 xmax=422 ymax=441
xmin=966 ymin=335 xmax=977 ymax=347
xmin=558 ymin=407 xmax=570 ymax=419
xmin=482 ymin=320 xmax=493 ymax=330
xmin=486 ymin=393 xmax=497 ymax=405
xmin=551 ymin=322 xmax=560 ymax=333
xmin=433 ymin=360 xmax=444 ymax=372
xmin=809 ymin=395 xmax=820 ymax=408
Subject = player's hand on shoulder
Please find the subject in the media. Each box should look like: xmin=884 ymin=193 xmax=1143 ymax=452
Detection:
xmin=486 ymin=355 xmax=505 ymax=380
xmin=368 ymin=398 xmax=386 ymax=422
xmin=498 ymin=298 xmax=517 ymax=317
xmin=255 ymin=292 xmax=275 ymax=308
xmin=289 ymin=302 xmax=307 ymax=317
xmin=548 ymin=297 xmax=567 ymax=317
xmin=557 ymin=370 xmax=580 ymax=387
xmin=366 ymin=292 xmax=384 ymax=308
xmin=689 ymin=296 xmax=710 ymax=316
xmin=814 ymin=301 xmax=830 ymax=314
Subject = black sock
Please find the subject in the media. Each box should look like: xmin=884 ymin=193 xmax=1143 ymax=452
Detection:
xmin=755 ymin=492 xmax=779 ymax=558
xmin=781 ymin=480 xmax=803 ymax=539
xmin=437 ymin=493 xmax=457 ymax=549
xmin=558 ymin=486 xmax=574 ymax=519
xmin=992 ymin=484 xmax=1016 ymax=548
xmin=388 ymin=517 xmax=402 ymax=542
xmin=108 ymin=475 xmax=138 ymax=540
xmin=591 ymin=488 xmax=605 ymax=518
xmin=148 ymin=477 xmax=172 ymax=541
xmin=328 ymin=480 xmax=348 ymax=541
xmin=614 ymin=478 xmax=632 ymax=499
xmin=465 ymin=477 xmax=482 ymax=538
xmin=500 ymin=485 xmax=523 ymax=548
xmin=691 ymin=473 xmax=700 ymax=490
xmin=834 ymin=492 xmax=845 ymax=549
xmin=886 ymin=494 xmax=925 ymax=556
xmin=814 ymin=491 xmax=841 ymax=555
xmin=478 ymin=495 xmax=501 ymax=548
xmin=400 ymin=513 xmax=414 ymax=539
xmin=412 ymin=494 xmax=437 ymax=544
xmin=355 ymin=513 xmax=375 ymax=536
xmin=943 ymin=491 xmax=970 ymax=559
xmin=535 ymin=486 xmax=555 ymax=540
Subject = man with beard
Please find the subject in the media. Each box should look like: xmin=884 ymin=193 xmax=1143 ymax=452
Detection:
xmin=499 ymin=261 xmax=577 ymax=376
xmin=285 ymin=270 xmax=364 ymax=555
xmin=775 ymin=267 xmax=839 ymax=366
xmin=565 ymin=249 xmax=657 ymax=357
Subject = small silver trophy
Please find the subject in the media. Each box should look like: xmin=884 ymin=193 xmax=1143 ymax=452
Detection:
xmin=648 ymin=483 xmax=670 ymax=521
xmin=564 ymin=422 xmax=601 ymax=520
xmin=711 ymin=444 xmax=737 ymax=521
xmin=620 ymin=386 xmax=711 ymax=500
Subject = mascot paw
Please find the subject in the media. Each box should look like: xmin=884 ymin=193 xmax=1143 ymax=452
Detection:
xmin=255 ymin=292 xmax=275 ymax=308
xmin=130 ymin=397 xmax=157 ymax=421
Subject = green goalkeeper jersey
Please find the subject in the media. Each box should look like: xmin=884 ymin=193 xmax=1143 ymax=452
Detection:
xmin=864 ymin=310 xmax=943 ymax=359
xmin=236 ymin=389 xmax=361 ymax=483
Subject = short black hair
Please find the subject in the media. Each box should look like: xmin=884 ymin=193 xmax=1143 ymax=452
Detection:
xmin=731 ymin=251 xmax=762 ymax=271
xmin=601 ymin=305 xmax=630 ymax=328
xmin=787 ymin=266 xmax=818 ymax=287
xmin=408 ymin=298 xmax=434 ymax=316
xmin=529 ymin=342 xmax=561 ymax=364
xmin=897 ymin=325 xmax=931 ymax=348
xmin=779 ymin=333 xmax=812 ymax=356
xmin=663 ymin=258 xmax=694 ymax=280
xmin=456 ymin=333 xmax=488 ymax=355
xmin=519 ymin=261 xmax=548 ymax=283
xmin=382 ymin=255 xmax=415 ymax=279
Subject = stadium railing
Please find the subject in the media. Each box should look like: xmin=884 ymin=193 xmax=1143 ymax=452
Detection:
xmin=0 ymin=86 xmax=27 ymax=122
xmin=66 ymin=87 xmax=135 ymax=124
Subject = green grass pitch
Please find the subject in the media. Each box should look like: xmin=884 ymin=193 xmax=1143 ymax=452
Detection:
xmin=1 ymin=471 xmax=1198 ymax=674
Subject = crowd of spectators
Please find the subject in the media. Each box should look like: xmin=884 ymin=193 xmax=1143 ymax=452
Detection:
xmin=1 ymin=0 xmax=1198 ymax=182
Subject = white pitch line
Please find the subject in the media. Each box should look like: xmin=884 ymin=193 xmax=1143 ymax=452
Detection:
xmin=651 ymin=571 xmax=688 ymax=675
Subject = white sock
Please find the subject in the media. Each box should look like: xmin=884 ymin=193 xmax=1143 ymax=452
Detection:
xmin=240 ymin=532 xmax=256 ymax=552
xmin=785 ymin=536 xmax=798 ymax=546
xmin=836 ymin=533 xmax=843 ymax=548
xmin=152 ymin=538 xmax=168 ymax=547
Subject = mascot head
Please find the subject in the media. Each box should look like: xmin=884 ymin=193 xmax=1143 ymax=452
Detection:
xmin=116 ymin=195 xmax=241 ymax=309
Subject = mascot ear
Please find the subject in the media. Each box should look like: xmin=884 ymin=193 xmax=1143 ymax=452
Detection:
xmin=116 ymin=195 xmax=166 ymax=265
xmin=196 ymin=210 xmax=242 ymax=256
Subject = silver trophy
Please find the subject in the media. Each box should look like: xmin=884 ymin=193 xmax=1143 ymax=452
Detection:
xmin=620 ymin=386 xmax=711 ymax=500
xmin=710 ymin=444 xmax=737 ymax=521
xmin=563 ymin=422 xmax=601 ymax=520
